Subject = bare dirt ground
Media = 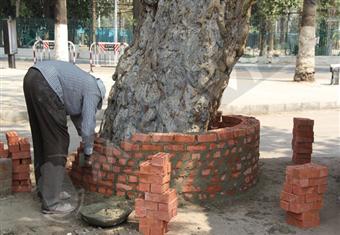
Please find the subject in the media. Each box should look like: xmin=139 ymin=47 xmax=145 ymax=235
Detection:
xmin=0 ymin=110 xmax=339 ymax=235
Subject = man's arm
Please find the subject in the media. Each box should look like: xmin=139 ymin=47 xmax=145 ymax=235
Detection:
xmin=81 ymin=93 xmax=101 ymax=155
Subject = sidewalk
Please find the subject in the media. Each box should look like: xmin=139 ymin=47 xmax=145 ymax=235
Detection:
xmin=0 ymin=61 xmax=339 ymax=123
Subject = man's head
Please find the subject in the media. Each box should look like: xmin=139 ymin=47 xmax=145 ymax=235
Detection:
xmin=96 ymin=78 xmax=106 ymax=110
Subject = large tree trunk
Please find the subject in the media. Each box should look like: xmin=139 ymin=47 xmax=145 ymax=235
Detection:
xmin=294 ymin=0 xmax=316 ymax=82
xmin=54 ymin=0 xmax=69 ymax=61
xmin=101 ymin=0 xmax=253 ymax=143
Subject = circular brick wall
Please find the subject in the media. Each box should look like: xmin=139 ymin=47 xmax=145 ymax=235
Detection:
xmin=70 ymin=115 xmax=260 ymax=202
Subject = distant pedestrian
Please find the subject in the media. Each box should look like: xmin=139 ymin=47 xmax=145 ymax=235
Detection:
xmin=23 ymin=61 xmax=106 ymax=214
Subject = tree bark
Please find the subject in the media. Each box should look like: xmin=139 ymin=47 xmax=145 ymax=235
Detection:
xmin=101 ymin=0 xmax=254 ymax=143
xmin=294 ymin=0 xmax=317 ymax=82
xmin=54 ymin=0 xmax=69 ymax=61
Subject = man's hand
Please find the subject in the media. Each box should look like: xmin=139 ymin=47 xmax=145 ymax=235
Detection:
xmin=79 ymin=153 xmax=92 ymax=167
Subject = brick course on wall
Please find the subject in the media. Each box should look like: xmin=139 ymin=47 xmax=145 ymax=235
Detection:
xmin=69 ymin=115 xmax=260 ymax=202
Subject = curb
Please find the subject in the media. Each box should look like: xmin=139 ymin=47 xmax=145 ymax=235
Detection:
xmin=220 ymin=101 xmax=340 ymax=115
xmin=1 ymin=102 xmax=339 ymax=124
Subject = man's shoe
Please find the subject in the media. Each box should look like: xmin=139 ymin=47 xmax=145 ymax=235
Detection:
xmin=42 ymin=203 xmax=75 ymax=214
xmin=60 ymin=191 xmax=71 ymax=200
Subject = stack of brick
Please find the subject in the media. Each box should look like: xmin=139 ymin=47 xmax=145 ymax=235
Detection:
xmin=6 ymin=131 xmax=32 ymax=193
xmin=280 ymin=163 xmax=328 ymax=228
xmin=135 ymin=153 xmax=178 ymax=235
xmin=292 ymin=118 xmax=314 ymax=164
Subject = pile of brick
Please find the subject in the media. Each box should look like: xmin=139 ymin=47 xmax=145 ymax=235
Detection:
xmin=135 ymin=153 xmax=178 ymax=235
xmin=280 ymin=163 xmax=328 ymax=228
xmin=6 ymin=131 xmax=32 ymax=193
xmin=292 ymin=118 xmax=314 ymax=164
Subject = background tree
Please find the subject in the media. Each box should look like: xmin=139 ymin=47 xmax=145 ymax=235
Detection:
xmin=101 ymin=0 xmax=255 ymax=143
xmin=250 ymin=0 xmax=299 ymax=56
xmin=54 ymin=0 xmax=68 ymax=61
xmin=294 ymin=0 xmax=317 ymax=81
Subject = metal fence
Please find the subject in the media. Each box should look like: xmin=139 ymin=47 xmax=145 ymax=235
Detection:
xmin=0 ymin=17 xmax=133 ymax=48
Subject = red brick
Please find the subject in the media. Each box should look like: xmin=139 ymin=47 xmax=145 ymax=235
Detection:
xmin=150 ymin=183 xmax=170 ymax=194
xmin=119 ymin=158 xmax=128 ymax=166
xmin=308 ymin=177 xmax=327 ymax=186
xmin=197 ymin=133 xmax=217 ymax=143
xmin=138 ymin=183 xmax=151 ymax=192
xmin=116 ymin=183 xmax=132 ymax=191
xmin=131 ymin=133 xmax=152 ymax=142
xmin=164 ymin=144 xmax=185 ymax=151
xmin=101 ymin=163 xmax=110 ymax=171
xmin=214 ymin=128 xmax=234 ymax=140
xmin=280 ymin=191 xmax=303 ymax=203
xmin=292 ymin=185 xmax=318 ymax=195
xmin=317 ymin=184 xmax=327 ymax=193
xmin=151 ymin=134 xmax=174 ymax=143
xmin=286 ymin=213 xmax=320 ymax=228
xmin=145 ymin=189 xmax=177 ymax=203
xmin=305 ymin=193 xmax=323 ymax=203
xmin=158 ymin=198 xmax=178 ymax=212
xmin=287 ymin=210 xmax=319 ymax=221
xmin=120 ymin=141 xmax=140 ymax=151
xmin=174 ymin=134 xmax=196 ymax=143
xmin=6 ymin=131 xmax=19 ymax=145
xmin=129 ymin=175 xmax=138 ymax=183
xmin=283 ymin=183 xmax=293 ymax=193
xmin=187 ymin=144 xmax=207 ymax=152
xmin=13 ymin=172 xmax=30 ymax=180
xmin=12 ymin=164 xmax=30 ymax=173
xmin=10 ymin=151 xmax=31 ymax=160
xmin=146 ymin=209 xmax=174 ymax=222
xmin=139 ymin=173 xmax=170 ymax=184
xmin=18 ymin=138 xmax=30 ymax=151
xmin=8 ymin=144 xmax=20 ymax=153
xmin=141 ymin=145 xmax=163 ymax=151
xmin=150 ymin=153 xmax=170 ymax=166
xmin=293 ymin=118 xmax=314 ymax=126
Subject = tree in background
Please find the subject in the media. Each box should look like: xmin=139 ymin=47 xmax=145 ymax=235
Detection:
xmin=294 ymin=0 xmax=317 ymax=81
xmin=54 ymin=0 xmax=69 ymax=61
xmin=250 ymin=0 xmax=299 ymax=57
xmin=101 ymin=0 xmax=254 ymax=143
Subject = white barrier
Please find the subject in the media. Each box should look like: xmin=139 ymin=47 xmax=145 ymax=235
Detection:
xmin=89 ymin=42 xmax=128 ymax=71
xmin=32 ymin=40 xmax=76 ymax=64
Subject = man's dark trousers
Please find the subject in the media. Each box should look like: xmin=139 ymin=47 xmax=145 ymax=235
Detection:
xmin=23 ymin=68 xmax=69 ymax=209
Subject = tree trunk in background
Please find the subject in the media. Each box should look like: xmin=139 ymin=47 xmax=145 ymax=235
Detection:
xmin=294 ymin=0 xmax=317 ymax=82
xmin=54 ymin=0 xmax=68 ymax=61
xmin=259 ymin=19 xmax=266 ymax=56
xmin=15 ymin=0 xmax=20 ymax=17
xmin=279 ymin=17 xmax=286 ymax=49
xmin=92 ymin=0 xmax=97 ymax=43
xmin=133 ymin=0 xmax=142 ymax=31
xmin=101 ymin=0 xmax=254 ymax=143
xmin=267 ymin=21 xmax=274 ymax=61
